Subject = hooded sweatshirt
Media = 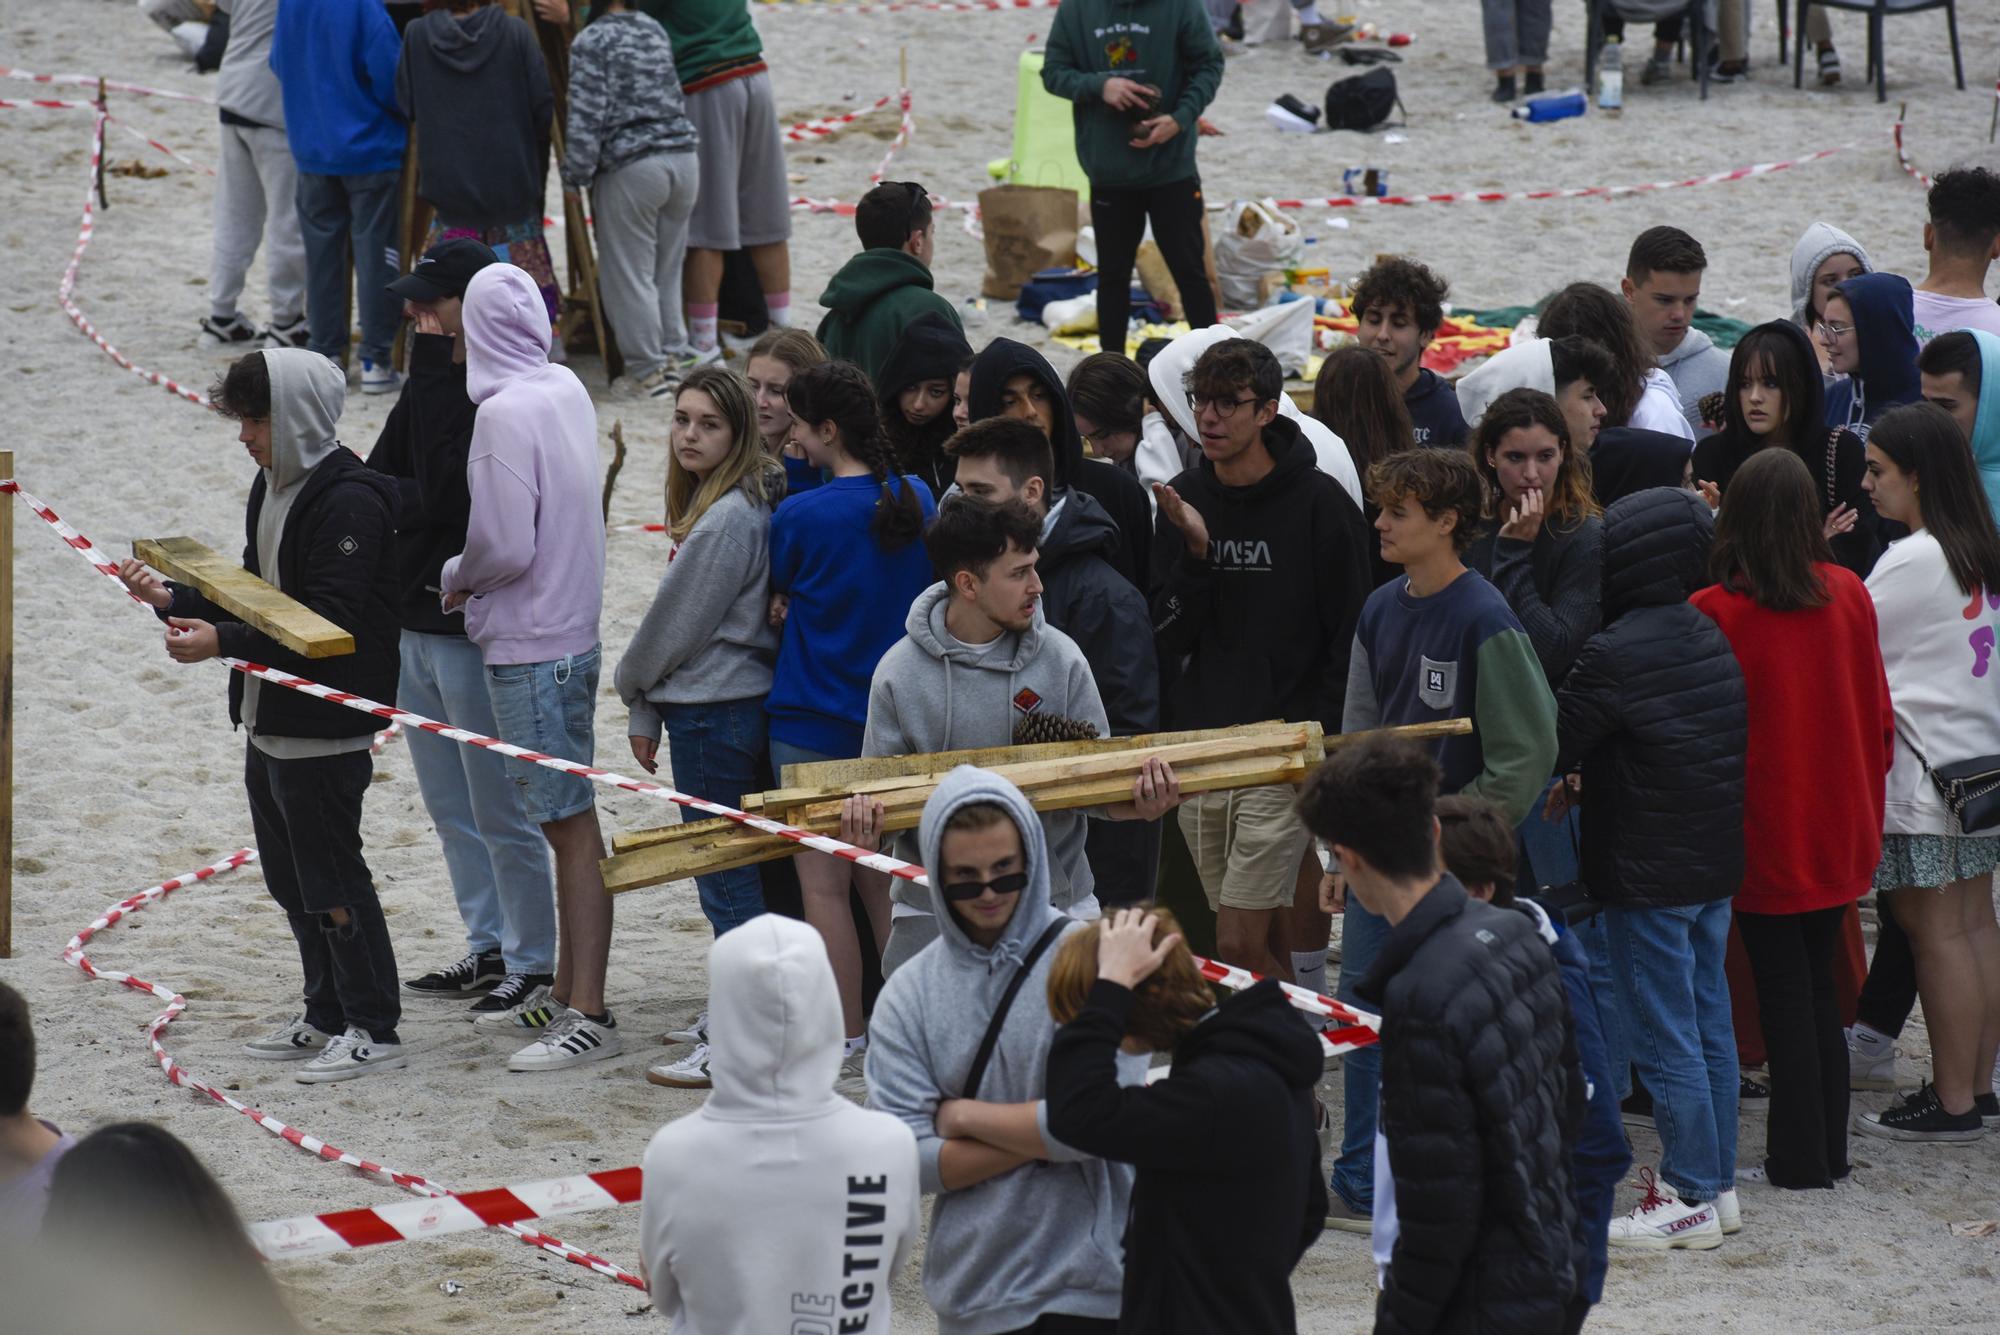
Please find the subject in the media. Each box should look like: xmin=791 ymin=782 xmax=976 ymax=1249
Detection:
xmin=269 ymin=0 xmax=405 ymax=176
xmin=877 ymin=312 xmax=975 ymax=499
xmin=215 ymin=0 xmax=283 ymax=130
xmin=1405 ymin=367 xmax=1469 ymax=449
xmin=865 ymin=767 xmax=1145 ymax=1335
xmin=440 ymin=264 xmax=605 ymax=665
xmin=864 ymin=586 xmax=1108 ymax=912
xmin=1455 ymin=339 xmax=1554 ymax=429
xmin=1656 ymin=326 xmax=1732 ymax=437
xmin=1824 ymin=272 xmax=1922 ymax=440
xmin=1967 ymin=329 xmax=2000 ymax=519
xmin=1146 ymin=324 xmax=1363 ymax=506
xmin=160 ymin=350 xmax=402 ymax=744
xmin=1789 ymin=221 xmax=1874 ymax=329
xmin=970 ymin=338 xmax=1154 ymax=583
xmin=1588 ymin=427 xmax=1693 ymax=507
xmin=640 ymin=914 xmax=919 ymax=1334
xmin=815 ymin=250 xmax=963 ymax=387
xmin=1042 ymin=0 xmax=1224 ymax=191
xmin=397 ymin=5 xmax=555 ymax=228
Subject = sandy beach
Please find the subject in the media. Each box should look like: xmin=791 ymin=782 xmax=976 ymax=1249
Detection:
xmin=2 ymin=0 xmax=1998 ymax=1329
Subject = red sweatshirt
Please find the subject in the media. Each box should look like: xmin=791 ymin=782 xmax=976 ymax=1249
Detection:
xmin=1691 ymin=564 xmax=1894 ymax=915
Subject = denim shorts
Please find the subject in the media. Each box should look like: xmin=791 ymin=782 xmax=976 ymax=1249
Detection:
xmin=485 ymin=645 xmax=600 ymax=825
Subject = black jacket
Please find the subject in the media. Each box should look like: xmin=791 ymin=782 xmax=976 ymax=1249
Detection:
xmin=968 ymin=337 xmax=1152 ymax=583
xmin=1150 ymin=414 xmax=1371 ymax=732
xmin=365 ymin=333 xmax=477 ymax=635
xmin=877 ymin=311 xmax=973 ymax=500
xmin=1046 ymin=978 xmax=1326 ymax=1335
xmin=1587 ymin=427 xmax=1690 ymax=507
xmin=1554 ymin=487 xmax=1747 ymax=908
xmin=1356 ymin=875 xmax=1584 ymax=1335
xmin=1465 ymin=515 xmax=1604 ymax=690
xmin=163 ymin=449 xmax=403 ymax=740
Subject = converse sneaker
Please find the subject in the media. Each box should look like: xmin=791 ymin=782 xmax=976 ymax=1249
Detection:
xmin=360 ymin=358 xmax=402 ymax=395
xmin=403 ymin=948 xmax=504 ymax=998
xmin=834 ymin=1047 xmax=869 ymax=1102
xmin=1846 ymin=1025 xmax=1901 ymax=1091
xmin=1738 ymin=1073 xmax=1770 ymax=1113
xmin=470 ymin=971 xmax=555 ymax=1014
xmin=646 ymin=1042 xmax=712 ymax=1088
xmin=242 ymin=1012 xmax=334 ymax=1061
xmin=1977 ymin=1091 xmax=2000 ymax=1128
xmin=1855 ymin=1084 xmax=1984 ymax=1143
xmin=199 ymin=313 xmax=260 ymax=350
xmin=259 ymin=317 xmax=309 ymax=350
xmin=662 ymin=1009 xmax=708 ymax=1046
xmin=1715 ymin=1187 xmax=1741 ymax=1235
xmin=472 ymin=981 xmax=562 ymax=1032
xmin=295 ymin=1026 xmax=406 ymax=1084
xmin=1609 ymin=1169 xmax=1721 ymax=1250
xmin=508 ymin=1007 xmax=623 ymax=1071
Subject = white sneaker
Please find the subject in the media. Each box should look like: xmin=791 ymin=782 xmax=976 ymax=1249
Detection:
xmin=662 ymin=1009 xmax=708 ymax=1046
xmin=508 ymin=1007 xmax=623 ymax=1072
xmin=199 ymin=312 xmax=260 ymax=351
xmin=834 ymin=1046 xmax=868 ymax=1102
xmin=294 ymin=1026 xmax=406 ymax=1084
xmin=666 ymin=346 xmax=723 ymax=377
xmin=1715 ymin=1187 xmax=1740 ymax=1235
xmin=259 ymin=317 xmax=309 ymax=351
xmin=472 ymin=982 xmax=561 ymax=1033
xmin=646 ymin=1042 xmax=712 ymax=1088
xmin=242 ymin=1012 xmax=334 ymax=1061
xmin=1846 ymin=1026 xmax=1901 ymax=1091
xmin=1608 ymin=1169 xmax=1722 ymax=1251
xmin=360 ymin=358 xmax=402 ymax=395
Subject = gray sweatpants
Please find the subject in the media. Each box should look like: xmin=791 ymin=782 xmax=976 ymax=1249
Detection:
xmin=211 ymin=121 xmax=306 ymax=326
xmin=590 ymin=150 xmax=699 ymax=379
xmin=1482 ymin=0 xmax=1552 ymax=70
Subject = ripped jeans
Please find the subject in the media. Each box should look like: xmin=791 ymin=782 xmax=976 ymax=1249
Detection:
xmin=245 ymin=743 xmax=401 ymax=1041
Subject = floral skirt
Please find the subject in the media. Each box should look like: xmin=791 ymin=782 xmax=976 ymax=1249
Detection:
xmin=425 ymin=217 xmax=561 ymax=326
xmin=1872 ymin=832 xmax=2000 ymax=891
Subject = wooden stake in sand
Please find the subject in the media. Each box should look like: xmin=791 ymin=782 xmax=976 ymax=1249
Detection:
xmin=94 ymin=78 xmax=108 ymax=210
xmin=0 ymin=452 xmax=12 ymax=958
xmin=601 ymin=419 xmax=627 ymax=523
xmin=133 ymin=537 xmax=355 ymax=658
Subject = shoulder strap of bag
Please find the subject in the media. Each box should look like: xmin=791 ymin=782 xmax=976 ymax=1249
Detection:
xmin=960 ymin=917 xmax=1070 ymax=1101
xmin=1826 ymin=427 xmax=1841 ymax=512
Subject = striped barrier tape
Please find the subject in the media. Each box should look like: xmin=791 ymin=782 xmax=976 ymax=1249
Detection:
xmin=785 ymin=93 xmax=894 ymax=142
xmin=869 ymin=89 xmax=915 ymax=184
xmin=112 ymin=117 xmax=215 ymax=175
xmin=0 ymin=65 xmax=215 ymax=104
xmin=1892 ymin=117 xmax=1932 ymax=190
xmin=0 ymin=95 xmax=100 ymax=110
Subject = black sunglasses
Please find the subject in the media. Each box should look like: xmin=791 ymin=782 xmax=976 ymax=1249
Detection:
xmin=897 ymin=180 xmax=930 ymax=235
xmin=941 ymin=870 xmax=1030 ymax=902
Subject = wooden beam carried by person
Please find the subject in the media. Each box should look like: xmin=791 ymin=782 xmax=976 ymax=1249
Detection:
xmin=132 ymin=537 xmax=355 ymax=658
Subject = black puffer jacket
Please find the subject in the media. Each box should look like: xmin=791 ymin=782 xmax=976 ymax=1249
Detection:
xmin=1357 ymin=875 xmax=1583 ymax=1335
xmin=1554 ymin=487 xmax=1747 ymax=907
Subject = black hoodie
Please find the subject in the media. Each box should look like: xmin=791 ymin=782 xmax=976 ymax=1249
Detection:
xmin=1150 ymin=414 xmax=1371 ymax=732
xmin=968 ymin=338 xmax=1153 ymax=584
xmin=1045 ymin=978 xmax=1326 ymax=1335
xmin=397 ymin=6 xmax=554 ymax=228
xmin=875 ymin=312 xmax=973 ymax=501
xmin=1588 ymin=426 xmax=1691 ymax=508
xmin=365 ymin=333 xmax=478 ymax=635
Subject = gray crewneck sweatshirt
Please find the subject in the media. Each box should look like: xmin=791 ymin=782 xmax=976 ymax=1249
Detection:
xmin=864 ymin=766 xmax=1144 ymax=1335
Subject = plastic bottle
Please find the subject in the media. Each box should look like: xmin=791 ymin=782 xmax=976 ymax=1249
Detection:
xmin=1598 ymin=36 xmax=1624 ymax=110
xmin=1511 ymin=89 xmax=1587 ymax=124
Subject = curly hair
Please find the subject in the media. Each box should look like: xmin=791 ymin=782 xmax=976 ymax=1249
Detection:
xmin=1350 ymin=257 xmax=1449 ymax=336
xmin=1366 ymin=447 xmax=1485 ymax=553
xmin=1045 ymin=908 xmax=1216 ymax=1054
xmin=208 ymin=352 xmax=270 ymax=421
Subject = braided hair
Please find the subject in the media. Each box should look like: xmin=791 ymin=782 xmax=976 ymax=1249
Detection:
xmin=786 ymin=360 xmax=927 ymax=550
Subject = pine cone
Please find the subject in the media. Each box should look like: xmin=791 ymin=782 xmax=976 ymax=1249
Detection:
xmin=1012 ymin=712 xmax=1103 ymax=746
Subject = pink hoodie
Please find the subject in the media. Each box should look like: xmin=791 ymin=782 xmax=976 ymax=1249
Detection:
xmin=440 ymin=263 xmax=604 ymax=665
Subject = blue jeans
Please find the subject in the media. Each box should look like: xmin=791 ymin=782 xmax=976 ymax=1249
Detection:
xmin=485 ymin=645 xmax=600 ymax=825
xmin=1572 ymin=913 xmax=1632 ymax=1100
xmin=1606 ymin=899 xmax=1739 ymax=1200
xmin=398 ymin=632 xmax=556 ymax=975
xmin=1333 ymin=896 xmax=1392 ymax=1210
xmin=294 ymin=169 xmax=402 ymax=364
xmin=659 ymin=697 xmax=768 ymax=936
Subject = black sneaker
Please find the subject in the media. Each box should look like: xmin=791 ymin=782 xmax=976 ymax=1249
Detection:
xmin=1856 ymin=1084 xmax=1983 ymax=1143
xmin=199 ymin=312 xmax=259 ymax=350
xmin=1523 ymin=69 xmax=1546 ymax=96
xmin=1977 ymin=1091 xmax=2000 ymax=1127
xmin=1491 ymin=73 xmax=1518 ymax=103
xmin=1739 ymin=1073 xmax=1770 ymax=1113
xmin=469 ymin=970 xmax=556 ymax=1014
xmin=403 ymin=948 xmax=504 ymax=998
xmin=1621 ymin=1085 xmax=1655 ymax=1131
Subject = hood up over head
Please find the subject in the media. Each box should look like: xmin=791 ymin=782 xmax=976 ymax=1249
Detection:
xmin=1789 ymin=221 xmax=1873 ymax=328
xmin=917 ymin=765 xmax=1065 ymax=971
xmin=262 ymin=347 xmax=346 ymax=491
xmin=462 ymin=263 xmax=553 ymax=405
xmin=702 ymin=913 xmax=846 ymax=1120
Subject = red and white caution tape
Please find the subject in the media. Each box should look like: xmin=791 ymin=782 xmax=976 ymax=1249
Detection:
xmin=869 ymin=88 xmax=915 ymax=184
xmin=0 ymin=65 xmax=215 ymax=104
xmin=785 ymin=93 xmax=894 ymax=143
xmin=1892 ymin=117 xmax=1933 ymax=189
xmin=251 ymin=1165 xmax=642 ymax=1261
xmin=112 ymin=117 xmax=215 ymax=174
xmin=0 ymin=95 xmax=100 ymax=110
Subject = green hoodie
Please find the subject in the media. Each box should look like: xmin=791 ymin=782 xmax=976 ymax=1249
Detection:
xmin=1042 ymin=0 xmax=1222 ymax=191
xmin=813 ymin=248 xmax=962 ymax=385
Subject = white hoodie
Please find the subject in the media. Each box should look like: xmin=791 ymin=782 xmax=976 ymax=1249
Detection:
xmin=640 ymin=915 xmax=919 ymax=1333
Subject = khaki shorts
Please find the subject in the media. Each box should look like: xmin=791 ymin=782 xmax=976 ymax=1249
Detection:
xmin=1177 ymin=784 xmax=1312 ymax=913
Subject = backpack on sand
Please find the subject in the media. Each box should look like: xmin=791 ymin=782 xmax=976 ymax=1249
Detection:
xmin=1324 ymin=67 xmax=1402 ymax=131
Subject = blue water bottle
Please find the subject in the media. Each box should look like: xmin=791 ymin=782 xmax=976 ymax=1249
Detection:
xmin=1511 ymin=89 xmax=1587 ymax=123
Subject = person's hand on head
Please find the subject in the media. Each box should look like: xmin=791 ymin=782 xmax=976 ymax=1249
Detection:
xmin=1498 ymin=488 xmax=1545 ymax=543
xmin=1153 ymin=483 xmax=1209 ymax=559
xmin=629 ymin=735 xmax=659 ymax=775
xmin=840 ymin=794 xmax=886 ymax=852
xmin=1100 ymin=77 xmax=1157 ymax=112
xmin=1128 ymin=115 xmax=1181 ymax=150
xmin=1096 ymin=907 xmax=1180 ymax=989
xmin=116 ymin=558 xmax=172 ymax=610
xmin=163 ymin=617 xmax=219 ymax=664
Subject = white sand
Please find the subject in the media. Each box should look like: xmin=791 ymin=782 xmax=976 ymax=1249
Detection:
xmin=2 ymin=0 xmax=1998 ymax=1329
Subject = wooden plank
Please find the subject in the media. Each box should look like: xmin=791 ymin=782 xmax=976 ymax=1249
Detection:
xmin=0 ymin=451 xmax=11 ymax=957
xmin=134 ymin=537 xmax=355 ymax=658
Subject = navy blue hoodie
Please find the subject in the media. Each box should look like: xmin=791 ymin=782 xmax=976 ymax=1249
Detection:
xmin=1823 ymin=271 xmax=1921 ymax=439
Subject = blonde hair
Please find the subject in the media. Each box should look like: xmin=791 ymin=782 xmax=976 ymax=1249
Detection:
xmin=666 ymin=366 xmax=784 ymax=543
xmin=748 ymin=327 xmax=828 ymax=376
xmin=1046 ymin=908 xmax=1216 ymax=1053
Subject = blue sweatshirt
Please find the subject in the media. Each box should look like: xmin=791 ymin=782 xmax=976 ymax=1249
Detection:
xmin=270 ymin=0 xmax=406 ymax=176
xmin=767 ymin=474 xmax=937 ymax=756
xmin=1406 ymin=368 xmax=1468 ymax=449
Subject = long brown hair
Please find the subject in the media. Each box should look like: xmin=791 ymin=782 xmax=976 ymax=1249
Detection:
xmin=1312 ymin=346 xmax=1417 ymax=477
xmin=1472 ymin=387 xmax=1601 ymax=530
xmin=1868 ymin=402 xmax=2000 ymax=596
xmin=666 ymin=366 xmax=784 ymax=543
xmin=1046 ymin=908 xmax=1215 ymax=1054
xmin=1710 ymin=447 xmax=1832 ymax=610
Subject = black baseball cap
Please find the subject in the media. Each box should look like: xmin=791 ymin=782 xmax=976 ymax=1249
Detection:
xmin=387 ymin=238 xmax=499 ymax=303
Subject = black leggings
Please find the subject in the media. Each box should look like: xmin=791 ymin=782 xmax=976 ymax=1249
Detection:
xmin=1737 ymin=905 xmax=1851 ymax=1188
xmin=1090 ymin=174 xmax=1217 ymax=356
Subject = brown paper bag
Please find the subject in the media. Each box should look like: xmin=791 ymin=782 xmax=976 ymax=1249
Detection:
xmin=1134 ymin=240 xmax=1182 ymax=319
xmin=979 ymin=185 xmax=1079 ymax=300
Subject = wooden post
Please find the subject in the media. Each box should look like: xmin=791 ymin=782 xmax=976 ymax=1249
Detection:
xmin=601 ymin=419 xmax=627 ymax=523
xmin=94 ymin=78 xmax=108 ymax=210
xmin=0 ymin=451 xmax=13 ymax=958
xmin=900 ymin=46 xmax=908 ymax=96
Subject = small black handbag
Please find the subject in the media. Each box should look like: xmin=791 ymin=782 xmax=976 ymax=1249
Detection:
xmin=1897 ymin=726 xmax=2000 ymax=836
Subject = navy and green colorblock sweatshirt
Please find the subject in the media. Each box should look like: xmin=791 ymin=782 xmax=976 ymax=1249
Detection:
xmin=1342 ymin=570 xmax=1557 ymax=825
xmin=1041 ymin=0 xmax=1223 ymax=191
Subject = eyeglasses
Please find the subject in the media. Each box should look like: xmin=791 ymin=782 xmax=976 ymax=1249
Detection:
xmin=1814 ymin=321 xmax=1854 ymax=341
xmin=1188 ymin=393 xmax=1261 ymax=419
xmin=940 ymin=870 xmax=1030 ymax=902
xmin=895 ymin=181 xmax=930 ymax=236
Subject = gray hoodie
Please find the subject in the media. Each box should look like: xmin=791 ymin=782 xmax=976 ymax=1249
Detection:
xmin=863 ymin=584 xmax=1107 ymax=912
xmin=864 ymin=767 xmax=1143 ymax=1335
xmin=1656 ymin=326 xmax=1731 ymax=436
xmin=215 ymin=0 xmax=284 ymax=129
xmin=1789 ymin=221 xmax=1874 ymax=329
